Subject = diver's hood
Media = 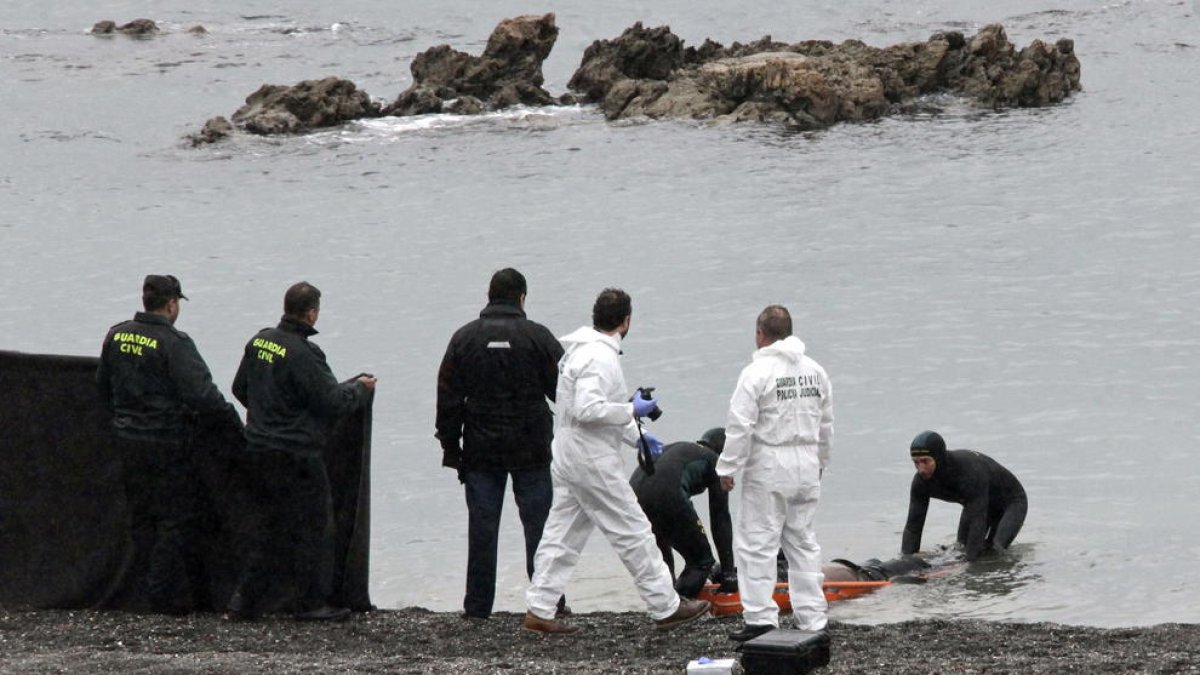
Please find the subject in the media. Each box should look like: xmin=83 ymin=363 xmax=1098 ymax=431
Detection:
xmin=910 ymin=430 xmax=948 ymax=466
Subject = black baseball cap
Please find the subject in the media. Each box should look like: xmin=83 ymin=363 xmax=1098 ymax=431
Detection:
xmin=143 ymin=274 xmax=188 ymax=300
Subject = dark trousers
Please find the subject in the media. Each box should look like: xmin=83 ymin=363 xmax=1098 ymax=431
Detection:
xmin=462 ymin=466 xmax=552 ymax=618
xmin=646 ymin=499 xmax=716 ymax=598
xmin=119 ymin=437 xmax=200 ymax=612
xmin=232 ymin=448 xmax=335 ymax=613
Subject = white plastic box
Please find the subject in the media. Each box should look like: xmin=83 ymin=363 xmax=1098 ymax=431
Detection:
xmin=685 ymin=657 xmax=737 ymax=674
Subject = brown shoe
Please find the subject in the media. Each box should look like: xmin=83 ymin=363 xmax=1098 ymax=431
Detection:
xmin=654 ymin=598 xmax=711 ymax=631
xmin=523 ymin=610 xmax=580 ymax=634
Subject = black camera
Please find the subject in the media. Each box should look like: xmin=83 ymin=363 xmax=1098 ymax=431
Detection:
xmin=636 ymin=387 xmax=663 ymax=421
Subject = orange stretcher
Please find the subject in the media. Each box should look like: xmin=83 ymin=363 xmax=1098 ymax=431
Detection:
xmin=697 ymin=580 xmax=893 ymax=616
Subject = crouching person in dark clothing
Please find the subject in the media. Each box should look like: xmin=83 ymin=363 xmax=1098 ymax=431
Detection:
xmin=226 ymin=281 xmax=377 ymax=622
xmin=630 ymin=428 xmax=736 ymax=598
xmin=903 ymin=430 xmax=1028 ymax=562
xmin=96 ymin=274 xmax=243 ymax=615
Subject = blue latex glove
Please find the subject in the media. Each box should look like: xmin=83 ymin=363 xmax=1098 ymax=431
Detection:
xmin=638 ymin=432 xmax=664 ymax=458
xmin=632 ymin=389 xmax=659 ymax=418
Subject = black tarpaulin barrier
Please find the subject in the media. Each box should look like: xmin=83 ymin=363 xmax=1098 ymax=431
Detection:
xmin=0 ymin=349 xmax=373 ymax=612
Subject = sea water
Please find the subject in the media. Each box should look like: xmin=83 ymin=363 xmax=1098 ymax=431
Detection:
xmin=1 ymin=0 xmax=1197 ymax=626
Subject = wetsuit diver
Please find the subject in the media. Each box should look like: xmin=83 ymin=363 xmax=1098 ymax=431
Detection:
xmin=630 ymin=428 xmax=736 ymax=598
xmin=903 ymin=430 xmax=1028 ymax=561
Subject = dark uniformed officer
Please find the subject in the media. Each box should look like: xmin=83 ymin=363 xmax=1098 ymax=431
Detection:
xmin=903 ymin=430 xmax=1028 ymax=561
xmin=630 ymin=428 xmax=736 ymax=598
xmin=96 ymin=274 xmax=242 ymax=614
xmin=227 ymin=281 xmax=376 ymax=622
xmin=436 ymin=268 xmax=565 ymax=620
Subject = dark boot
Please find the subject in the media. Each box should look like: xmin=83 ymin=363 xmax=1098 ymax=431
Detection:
xmin=223 ymin=590 xmax=261 ymax=621
xmin=728 ymin=623 xmax=775 ymax=642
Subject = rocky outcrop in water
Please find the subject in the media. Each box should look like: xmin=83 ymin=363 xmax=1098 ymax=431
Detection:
xmin=232 ymin=77 xmax=382 ymax=135
xmin=384 ymin=13 xmax=559 ymax=116
xmin=188 ymin=18 xmax=1081 ymax=144
xmin=568 ymin=23 xmax=1080 ymax=128
xmin=190 ymin=77 xmax=381 ymax=145
xmin=90 ymin=19 xmax=160 ymax=36
xmin=90 ymin=19 xmax=208 ymax=36
xmin=190 ymin=15 xmax=561 ymax=144
xmin=189 ymin=116 xmax=235 ymax=147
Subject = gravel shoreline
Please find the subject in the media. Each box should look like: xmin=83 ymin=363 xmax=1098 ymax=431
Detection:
xmin=2 ymin=607 xmax=1197 ymax=674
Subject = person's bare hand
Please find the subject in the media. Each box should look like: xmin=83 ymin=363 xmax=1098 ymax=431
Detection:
xmin=720 ymin=476 xmax=735 ymax=492
xmin=358 ymin=375 xmax=378 ymax=391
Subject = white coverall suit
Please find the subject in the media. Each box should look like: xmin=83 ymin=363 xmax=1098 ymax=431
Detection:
xmin=716 ymin=335 xmax=833 ymax=631
xmin=525 ymin=326 xmax=680 ymax=621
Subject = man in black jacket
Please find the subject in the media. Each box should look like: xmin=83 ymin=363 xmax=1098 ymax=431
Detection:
xmin=436 ymin=268 xmax=564 ymax=620
xmin=227 ymin=281 xmax=376 ymax=621
xmin=97 ymin=274 xmax=242 ymax=614
xmin=902 ymin=430 xmax=1028 ymax=561
xmin=630 ymin=428 xmax=736 ymax=598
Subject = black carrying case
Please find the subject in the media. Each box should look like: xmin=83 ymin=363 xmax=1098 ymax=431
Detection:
xmin=737 ymin=629 xmax=831 ymax=674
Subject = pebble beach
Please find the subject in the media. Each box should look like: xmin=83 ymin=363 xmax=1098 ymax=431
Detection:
xmin=2 ymin=608 xmax=1197 ymax=674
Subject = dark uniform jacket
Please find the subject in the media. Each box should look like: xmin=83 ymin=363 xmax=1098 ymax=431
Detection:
xmin=902 ymin=449 xmax=1027 ymax=561
xmin=630 ymin=441 xmax=735 ymax=575
xmin=436 ymin=301 xmax=563 ymax=471
xmin=97 ymin=311 xmax=238 ymax=442
xmin=232 ymin=317 xmax=367 ymax=456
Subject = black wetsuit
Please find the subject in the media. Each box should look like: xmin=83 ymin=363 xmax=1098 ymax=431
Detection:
xmin=902 ymin=449 xmax=1028 ymax=561
xmin=630 ymin=441 xmax=734 ymax=597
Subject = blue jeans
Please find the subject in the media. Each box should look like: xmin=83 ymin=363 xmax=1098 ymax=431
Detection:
xmin=463 ymin=466 xmax=552 ymax=618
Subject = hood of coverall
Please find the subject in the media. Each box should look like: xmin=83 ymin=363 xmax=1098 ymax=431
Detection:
xmin=558 ymin=325 xmax=620 ymax=360
xmin=754 ymin=334 xmax=807 ymax=364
